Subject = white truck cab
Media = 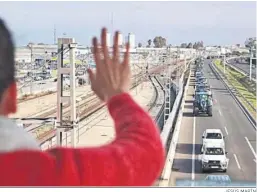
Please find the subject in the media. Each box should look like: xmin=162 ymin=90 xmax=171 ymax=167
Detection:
xmin=200 ymin=142 xmax=229 ymax=172
xmin=202 ymin=129 xmax=225 ymax=152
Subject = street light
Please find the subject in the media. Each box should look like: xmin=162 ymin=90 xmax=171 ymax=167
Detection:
xmin=249 ymin=46 xmax=256 ymax=81
xmin=223 ymin=54 xmax=226 ymax=74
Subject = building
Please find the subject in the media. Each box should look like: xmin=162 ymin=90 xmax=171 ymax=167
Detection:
xmin=15 ymin=44 xmax=90 ymax=64
xmin=128 ymin=33 xmax=135 ymax=49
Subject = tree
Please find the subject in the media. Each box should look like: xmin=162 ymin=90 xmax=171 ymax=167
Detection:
xmin=153 ymin=36 xmax=167 ymax=48
xmin=200 ymin=41 xmax=204 ymax=47
xmin=148 ymin=39 xmax=152 ymax=47
xmin=245 ymin=37 xmax=256 ymax=49
xmin=193 ymin=42 xmax=197 ymax=49
xmin=192 ymin=41 xmax=203 ymax=49
xmin=138 ymin=43 xmax=142 ymax=48
xmin=186 ymin=42 xmax=193 ymax=48
xmin=180 ymin=43 xmax=187 ymax=48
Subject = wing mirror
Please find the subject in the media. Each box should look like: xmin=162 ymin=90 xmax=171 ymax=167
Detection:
xmin=225 ymin=152 xmax=228 ymax=155
xmin=202 ymin=136 xmax=204 ymax=138
xmin=223 ymin=136 xmax=226 ymax=139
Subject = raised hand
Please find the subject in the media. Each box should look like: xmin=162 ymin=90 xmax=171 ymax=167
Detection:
xmin=87 ymin=28 xmax=131 ymax=102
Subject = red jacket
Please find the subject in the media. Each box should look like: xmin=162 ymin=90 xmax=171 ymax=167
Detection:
xmin=0 ymin=93 xmax=165 ymax=186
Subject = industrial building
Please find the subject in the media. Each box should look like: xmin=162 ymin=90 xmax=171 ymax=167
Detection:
xmin=15 ymin=44 xmax=90 ymax=63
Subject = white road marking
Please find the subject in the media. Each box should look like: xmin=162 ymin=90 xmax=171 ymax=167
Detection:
xmin=233 ymin=154 xmax=241 ymax=170
xmin=254 ymin=159 xmax=256 ymax=163
xmin=191 ymin=116 xmax=196 ymax=181
xmin=245 ymin=137 xmax=257 ymax=159
xmin=219 ymin=109 xmax=222 ymax=116
xmin=224 ymin=126 xmax=229 ymax=135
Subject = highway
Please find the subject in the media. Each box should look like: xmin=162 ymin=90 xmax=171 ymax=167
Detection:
xmin=170 ymin=59 xmax=256 ymax=186
xmin=227 ymin=58 xmax=256 ymax=79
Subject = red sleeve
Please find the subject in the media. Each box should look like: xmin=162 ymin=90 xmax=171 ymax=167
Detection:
xmin=0 ymin=93 xmax=165 ymax=186
xmin=50 ymin=93 xmax=165 ymax=186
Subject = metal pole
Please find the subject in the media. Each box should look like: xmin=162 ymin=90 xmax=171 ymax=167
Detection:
xmin=56 ymin=39 xmax=63 ymax=146
xmin=70 ymin=41 xmax=77 ymax=147
xmin=223 ymin=55 xmax=226 ymax=74
xmin=30 ymin=46 xmax=33 ymax=95
xmin=250 ymin=47 xmax=252 ymax=81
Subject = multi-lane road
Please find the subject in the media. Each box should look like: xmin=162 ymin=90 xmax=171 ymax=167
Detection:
xmin=170 ymin=59 xmax=256 ymax=186
xmin=227 ymin=58 xmax=256 ymax=79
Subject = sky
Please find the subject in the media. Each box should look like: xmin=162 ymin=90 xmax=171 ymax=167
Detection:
xmin=0 ymin=1 xmax=256 ymax=47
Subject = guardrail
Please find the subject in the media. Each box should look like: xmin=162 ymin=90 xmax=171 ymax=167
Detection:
xmin=223 ymin=64 xmax=256 ymax=111
xmin=160 ymin=59 xmax=193 ymax=146
xmin=226 ymin=58 xmax=257 ymax=82
xmin=149 ymin=75 xmax=165 ymax=129
xmin=210 ymin=61 xmax=256 ymax=128
xmin=154 ymin=76 xmax=165 ymax=125
xmin=158 ymin=58 xmax=194 ymax=186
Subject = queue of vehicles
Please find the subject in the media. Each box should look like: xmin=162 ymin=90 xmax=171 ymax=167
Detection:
xmin=193 ymin=57 xmax=229 ymax=173
xmin=193 ymin=58 xmax=213 ymax=116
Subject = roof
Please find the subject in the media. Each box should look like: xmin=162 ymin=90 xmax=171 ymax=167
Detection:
xmin=204 ymin=141 xmax=224 ymax=148
xmin=195 ymin=91 xmax=211 ymax=95
xmin=205 ymin=129 xmax=222 ymax=133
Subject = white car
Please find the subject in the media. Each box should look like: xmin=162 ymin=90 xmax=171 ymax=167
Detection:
xmin=202 ymin=129 xmax=225 ymax=152
xmin=200 ymin=142 xmax=229 ymax=172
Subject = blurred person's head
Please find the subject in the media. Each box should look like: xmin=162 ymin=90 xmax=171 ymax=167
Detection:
xmin=0 ymin=19 xmax=17 ymax=116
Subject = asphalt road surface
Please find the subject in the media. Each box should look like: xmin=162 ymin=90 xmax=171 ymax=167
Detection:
xmin=170 ymin=59 xmax=256 ymax=186
xmin=227 ymin=58 xmax=256 ymax=79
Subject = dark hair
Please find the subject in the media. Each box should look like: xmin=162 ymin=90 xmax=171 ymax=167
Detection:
xmin=0 ymin=18 xmax=15 ymax=100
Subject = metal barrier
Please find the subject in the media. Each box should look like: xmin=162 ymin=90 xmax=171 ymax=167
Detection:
xmin=210 ymin=62 xmax=256 ymax=128
xmin=158 ymin=58 xmax=194 ymax=186
xmin=226 ymin=57 xmax=257 ymax=82
xmin=160 ymin=59 xmax=193 ymax=146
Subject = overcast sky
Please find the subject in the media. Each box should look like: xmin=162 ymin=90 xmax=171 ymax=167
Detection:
xmin=0 ymin=1 xmax=256 ymax=46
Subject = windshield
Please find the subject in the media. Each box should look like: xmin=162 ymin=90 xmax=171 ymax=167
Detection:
xmin=206 ymin=133 xmax=222 ymax=139
xmin=205 ymin=148 xmax=224 ymax=155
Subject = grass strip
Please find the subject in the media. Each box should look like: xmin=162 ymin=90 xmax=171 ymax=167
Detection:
xmin=214 ymin=59 xmax=256 ymax=118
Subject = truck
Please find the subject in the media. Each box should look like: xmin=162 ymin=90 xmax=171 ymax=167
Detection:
xmin=200 ymin=142 xmax=229 ymax=173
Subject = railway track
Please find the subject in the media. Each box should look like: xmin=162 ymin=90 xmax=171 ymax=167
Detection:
xmin=37 ymin=75 xmax=148 ymax=145
xmin=22 ymin=60 xmax=188 ymax=145
xmin=40 ymin=75 xmax=164 ymax=149
xmin=23 ymin=71 xmax=146 ymax=127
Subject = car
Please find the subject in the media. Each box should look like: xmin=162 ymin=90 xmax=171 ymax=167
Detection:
xmin=202 ymin=129 xmax=225 ymax=152
xmin=200 ymin=142 xmax=229 ymax=173
xmin=195 ymin=81 xmax=209 ymax=90
xmin=196 ymin=76 xmax=207 ymax=82
xmin=195 ymin=84 xmax=211 ymax=92
xmin=195 ymin=71 xmax=203 ymax=77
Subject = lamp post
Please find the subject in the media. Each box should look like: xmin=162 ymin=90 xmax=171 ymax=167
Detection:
xmin=223 ymin=54 xmax=226 ymax=74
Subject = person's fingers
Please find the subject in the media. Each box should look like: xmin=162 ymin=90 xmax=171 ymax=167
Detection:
xmin=122 ymin=42 xmax=130 ymax=67
xmin=113 ymin=31 xmax=120 ymax=64
xmin=101 ymin=28 xmax=110 ymax=63
xmin=92 ymin=37 xmax=102 ymax=73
